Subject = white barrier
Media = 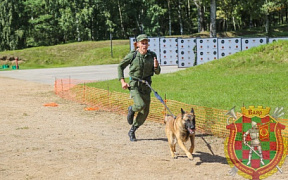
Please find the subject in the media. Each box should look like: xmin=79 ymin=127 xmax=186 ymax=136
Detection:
xmin=268 ymin=37 xmax=288 ymax=43
xmin=178 ymin=38 xmax=196 ymax=68
xmin=159 ymin=37 xmax=178 ymax=65
xmin=218 ymin=38 xmax=241 ymax=58
xmin=129 ymin=36 xmax=288 ymax=67
xmin=241 ymin=37 xmax=267 ymax=51
xmin=196 ymin=38 xmax=218 ymax=65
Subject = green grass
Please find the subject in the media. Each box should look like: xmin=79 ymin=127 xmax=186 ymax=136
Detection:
xmin=0 ymin=40 xmax=130 ymax=69
xmin=87 ymin=40 xmax=288 ymax=117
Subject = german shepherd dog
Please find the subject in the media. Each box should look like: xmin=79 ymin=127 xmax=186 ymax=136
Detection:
xmin=164 ymin=108 xmax=196 ymax=160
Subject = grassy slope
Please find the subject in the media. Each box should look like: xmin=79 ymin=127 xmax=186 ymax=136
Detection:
xmin=0 ymin=40 xmax=130 ymax=69
xmin=88 ymin=40 xmax=288 ymax=116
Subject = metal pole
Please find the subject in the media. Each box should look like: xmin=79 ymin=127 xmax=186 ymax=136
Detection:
xmin=110 ymin=32 xmax=113 ymax=58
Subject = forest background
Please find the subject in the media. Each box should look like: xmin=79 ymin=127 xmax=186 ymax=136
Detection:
xmin=1 ymin=0 xmax=288 ymax=51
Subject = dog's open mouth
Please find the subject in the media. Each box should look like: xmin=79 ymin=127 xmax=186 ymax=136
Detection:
xmin=188 ymin=128 xmax=195 ymax=134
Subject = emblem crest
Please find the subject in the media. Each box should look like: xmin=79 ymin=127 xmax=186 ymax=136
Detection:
xmin=225 ymin=106 xmax=287 ymax=179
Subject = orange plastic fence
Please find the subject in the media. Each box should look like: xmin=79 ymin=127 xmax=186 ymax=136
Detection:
xmin=54 ymin=78 xmax=288 ymax=139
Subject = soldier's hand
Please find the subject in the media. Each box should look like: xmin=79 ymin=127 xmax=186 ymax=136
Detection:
xmin=120 ymin=79 xmax=129 ymax=90
xmin=154 ymin=57 xmax=159 ymax=68
xmin=121 ymin=82 xmax=129 ymax=90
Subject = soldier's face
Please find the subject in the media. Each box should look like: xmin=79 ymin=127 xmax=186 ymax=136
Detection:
xmin=138 ymin=40 xmax=149 ymax=54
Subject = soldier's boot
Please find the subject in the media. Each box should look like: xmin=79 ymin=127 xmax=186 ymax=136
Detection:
xmin=128 ymin=125 xmax=139 ymax=142
xmin=127 ymin=106 xmax=135 ymax=125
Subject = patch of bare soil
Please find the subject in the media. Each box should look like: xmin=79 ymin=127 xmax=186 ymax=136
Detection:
xmin=0 ymin=76 xmax=287 ymax=180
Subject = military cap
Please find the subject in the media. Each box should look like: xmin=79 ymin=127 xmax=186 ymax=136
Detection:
xmin=136 ymin=34 xmax=148 ymax=42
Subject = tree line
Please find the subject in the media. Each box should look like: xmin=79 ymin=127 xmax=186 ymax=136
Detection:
xmin=0 ymin=0 xmax=287 ymax=51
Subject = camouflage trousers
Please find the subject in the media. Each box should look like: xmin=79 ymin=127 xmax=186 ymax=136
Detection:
xmin=130 ymin=89 xmax=151 ymax=127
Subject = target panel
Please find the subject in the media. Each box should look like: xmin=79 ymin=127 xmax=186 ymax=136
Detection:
xmin=218 ymin=38 xmax=241 ymax=58
xmin=241 ymin=37 xmax=267 ymax=51
xmin=196 ymin=38 xmax=218 ymax=65
xmin=177 ymin=38 xmax=196 ymax=68
xmin=268 ymin=37 xmax=288 ymax=43
xmin=160 ymin=38 xmax=178 ymax=66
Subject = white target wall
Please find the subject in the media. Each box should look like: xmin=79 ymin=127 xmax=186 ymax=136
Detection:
xmin=148 ymin=37 xmax=160 ymax=60
xmin=241 ymin=37 xmax=267 ymax=51
xmin=159 ymin=38 xmax=178 ymax=66
xmin=268 ymin=37 xmax=288 ymax=43
xmin=196 ymin=38 xmax=218 ymax=65
xmin=128 ymin=36 xmax=288 ymax=67
xmin=218 ymin=38 xmax=241 ymax=58
xmin=177 ymin=38 xmax=196 ymax=68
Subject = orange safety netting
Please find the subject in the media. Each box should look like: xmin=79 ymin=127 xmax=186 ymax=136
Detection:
xmin=54 ymin=78 xmax=288 ymax=139
xmin=43 ymin=102 xmax=58 ymax=107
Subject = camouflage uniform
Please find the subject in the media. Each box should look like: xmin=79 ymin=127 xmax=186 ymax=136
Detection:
xmin=118 ymin=49 xmax=161 ymax=127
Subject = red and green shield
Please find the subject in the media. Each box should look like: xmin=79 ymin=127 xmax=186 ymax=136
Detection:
xmin=225 ymin=114 xmax=287 ymax=179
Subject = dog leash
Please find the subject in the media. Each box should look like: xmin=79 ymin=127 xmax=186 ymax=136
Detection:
xmin=137 ymin=78 xmax=176 ymax=119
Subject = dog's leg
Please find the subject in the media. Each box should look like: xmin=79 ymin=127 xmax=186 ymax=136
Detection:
xmin=172 ymin=136 xmax=179 ymax=155
xmin=189 ymin=135 xmax=195 ymax=154
xmin=167 ymin=133 xmax=177 ymax=159
xmin=177 ymin=137 xmax=193 ymax=160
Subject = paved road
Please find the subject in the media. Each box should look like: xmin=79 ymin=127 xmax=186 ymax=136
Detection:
xmin=0 ymin=64 xmax=185 ymax=85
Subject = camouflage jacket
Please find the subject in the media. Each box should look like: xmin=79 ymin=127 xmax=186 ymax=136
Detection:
xmin=118 ymin=50 xmax=161 ymax=82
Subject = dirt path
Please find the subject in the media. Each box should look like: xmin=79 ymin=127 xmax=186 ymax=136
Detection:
xmin=0 ymin=76 xmax=287 ymax=180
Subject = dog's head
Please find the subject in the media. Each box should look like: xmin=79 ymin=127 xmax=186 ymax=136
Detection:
xmin=181 ymin=108 xmax=196 ymax=134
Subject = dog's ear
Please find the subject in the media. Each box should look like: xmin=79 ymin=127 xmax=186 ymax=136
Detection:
xmin=181 ymin=108 xmax=185 ymax=119
xmin=181 ymin=108 xmax=185 ymax=114
xmin=191 ymin=108 xmax=194 ymax=114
